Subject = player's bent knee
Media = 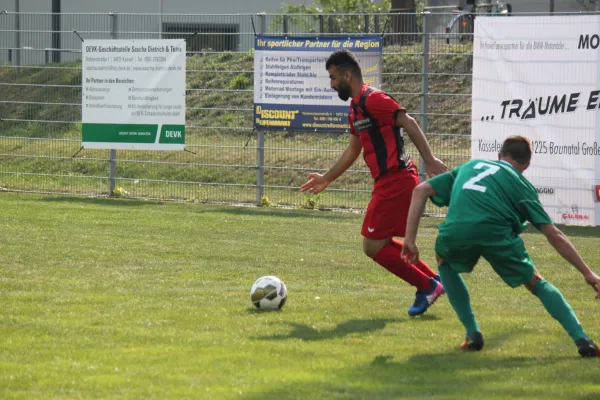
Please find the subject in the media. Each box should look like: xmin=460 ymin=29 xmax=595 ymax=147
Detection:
xmin=361 ymin=238 xmax=374 ymax=258
xmin=362 ymin=237 xmax=389 ymax=259
xmin=524 ymin=271 xmax=544 ymax=293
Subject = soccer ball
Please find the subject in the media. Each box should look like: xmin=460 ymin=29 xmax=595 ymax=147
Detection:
xmin=250 ymin=276 xmax=287 ymax=310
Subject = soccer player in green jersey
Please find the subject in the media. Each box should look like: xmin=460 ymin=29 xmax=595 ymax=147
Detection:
xmin=401 ymin=135 xmax=600 ymax=357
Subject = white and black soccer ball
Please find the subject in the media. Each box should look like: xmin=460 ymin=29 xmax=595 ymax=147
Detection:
xmin=250 ymin=276 xmax=287 ymax=310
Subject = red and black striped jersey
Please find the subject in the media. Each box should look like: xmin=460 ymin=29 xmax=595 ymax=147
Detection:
xmin=349 ymin=84 xmax=410 ymax=180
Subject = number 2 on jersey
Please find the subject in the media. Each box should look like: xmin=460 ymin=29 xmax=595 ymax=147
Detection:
xmin=462 ymin=162 xmax=500 ymax=193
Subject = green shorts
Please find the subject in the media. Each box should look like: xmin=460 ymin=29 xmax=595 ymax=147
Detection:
xmin=434 ymin=234 xmax=535 ymax=288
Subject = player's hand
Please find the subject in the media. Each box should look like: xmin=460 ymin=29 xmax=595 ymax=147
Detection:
xmin=401 ymin=240 xmax=420 ymax=265
xmin=425 ymin=157 xmax=448 ymax=178
xmin=583 ymin=272 xmax=600 ymax=299
xmin=300 ymin=173 xmax=330 ymax=194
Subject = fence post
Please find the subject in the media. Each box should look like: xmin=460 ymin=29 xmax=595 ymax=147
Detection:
xmin=108 ymin=149 xmax=117 ymax=195
xmin=283 ymin=14 xmax=289 ymax=34
xmin=159 ymin=0 xmax=163 ymax=38
xmin=319 ymin=15 xmax=325 ymax=34
xmin=258 ymin=12 xmax=266 ymax=35
xmin=110 ymin=12 xmax=118 ymax=38
xmin=256 ymin=131 xmax=265 ymax=204
xmin=419 ymin=11 xmax=430 ymax=184
xmin=256 ymin=13 xmax=266 ymax=205
xmin=14 ymin=0 xmax=20 ymax=76
xmin=364 ymin=13 xmax=370 ymax=33
xmin=108 ymin=12 xmax=118 ymax=196
xmin=51 ymin=0 xmax=61 ymax=63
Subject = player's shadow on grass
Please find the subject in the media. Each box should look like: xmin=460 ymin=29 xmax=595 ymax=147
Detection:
xmin=255 ymin=318 xmax=400 ymax=342
xmin=353 ymin=340 xmax=577 ymax=397
xmin=242 ymin=331 xmax=584 ymax=400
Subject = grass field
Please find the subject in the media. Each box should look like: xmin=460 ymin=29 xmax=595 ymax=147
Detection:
xmin=1 ymin=193 xmax=599 ymax=399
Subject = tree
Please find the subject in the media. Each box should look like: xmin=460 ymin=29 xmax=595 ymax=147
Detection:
xmin=271 ymin=0 xmax=392 ymax=34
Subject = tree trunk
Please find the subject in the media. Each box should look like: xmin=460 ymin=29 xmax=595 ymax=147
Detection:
xmin=390 ymin=0 xmax=418 ymax=45
xmin=391 ymin=0 xmax=416 ymax=11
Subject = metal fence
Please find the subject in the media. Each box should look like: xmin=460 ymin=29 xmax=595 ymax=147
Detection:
xmin=0 ymin=11 xmax=479 ymax=213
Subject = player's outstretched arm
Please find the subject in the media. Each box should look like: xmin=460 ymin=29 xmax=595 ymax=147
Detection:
xmin=300 ymin=134 xmax=362 ymax=195
xmin=395 ymin=112 xmax=447 ymax=177
xmin=540 ymin=223 xmax=600 ymax=299
xmin=402 ymin=182 xmax=437 ymax=264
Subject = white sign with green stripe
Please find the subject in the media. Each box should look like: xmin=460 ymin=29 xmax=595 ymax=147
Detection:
xmin=81 ymin=39 xmax=186 ymax=150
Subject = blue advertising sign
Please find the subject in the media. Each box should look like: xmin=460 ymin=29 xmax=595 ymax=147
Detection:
xmin=253 ymin=35 xmax=383 ymax=132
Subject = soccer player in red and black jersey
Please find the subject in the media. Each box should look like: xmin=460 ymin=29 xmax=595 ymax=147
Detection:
xmin=301 ymin=49 xmax=448 ymax=316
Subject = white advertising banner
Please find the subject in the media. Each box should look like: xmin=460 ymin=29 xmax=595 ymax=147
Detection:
xmin=472 ymin=15 xmax=600 ymax=226
xmin=82 ymin=39 xmax=186 ymax=150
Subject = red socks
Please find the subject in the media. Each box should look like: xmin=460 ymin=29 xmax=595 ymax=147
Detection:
xmin=373 ymin=240 xmax=432 ymax=290
xmin=390 ymin=239 xmax=438 ymax=279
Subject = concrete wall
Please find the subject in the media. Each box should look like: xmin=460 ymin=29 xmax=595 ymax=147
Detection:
xmin=0 ymin=0 xmax=314 ymax=64
xmin=1 ymin=0 xmax=53 ymax=64
xmin=1 ymin=0 xmax=596 ymax=65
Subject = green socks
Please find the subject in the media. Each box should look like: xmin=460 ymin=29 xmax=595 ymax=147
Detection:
xmin=532 ymin=280 xmax=587 ymax=342
xmin=439 ymin=264 xmax=480 ymax=336
xmin=440 ymin=266 xmax=586 ymax=343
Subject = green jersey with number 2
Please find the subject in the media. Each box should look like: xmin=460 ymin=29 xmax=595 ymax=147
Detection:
xmin=427 ymin=159 xmax=553 ymax=243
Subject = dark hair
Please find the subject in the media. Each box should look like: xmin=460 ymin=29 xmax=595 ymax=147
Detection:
xmin=500 ymin=135 xmax=532 ymax=164
xmin=325 ymin=49 xmax=362 ymax=79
